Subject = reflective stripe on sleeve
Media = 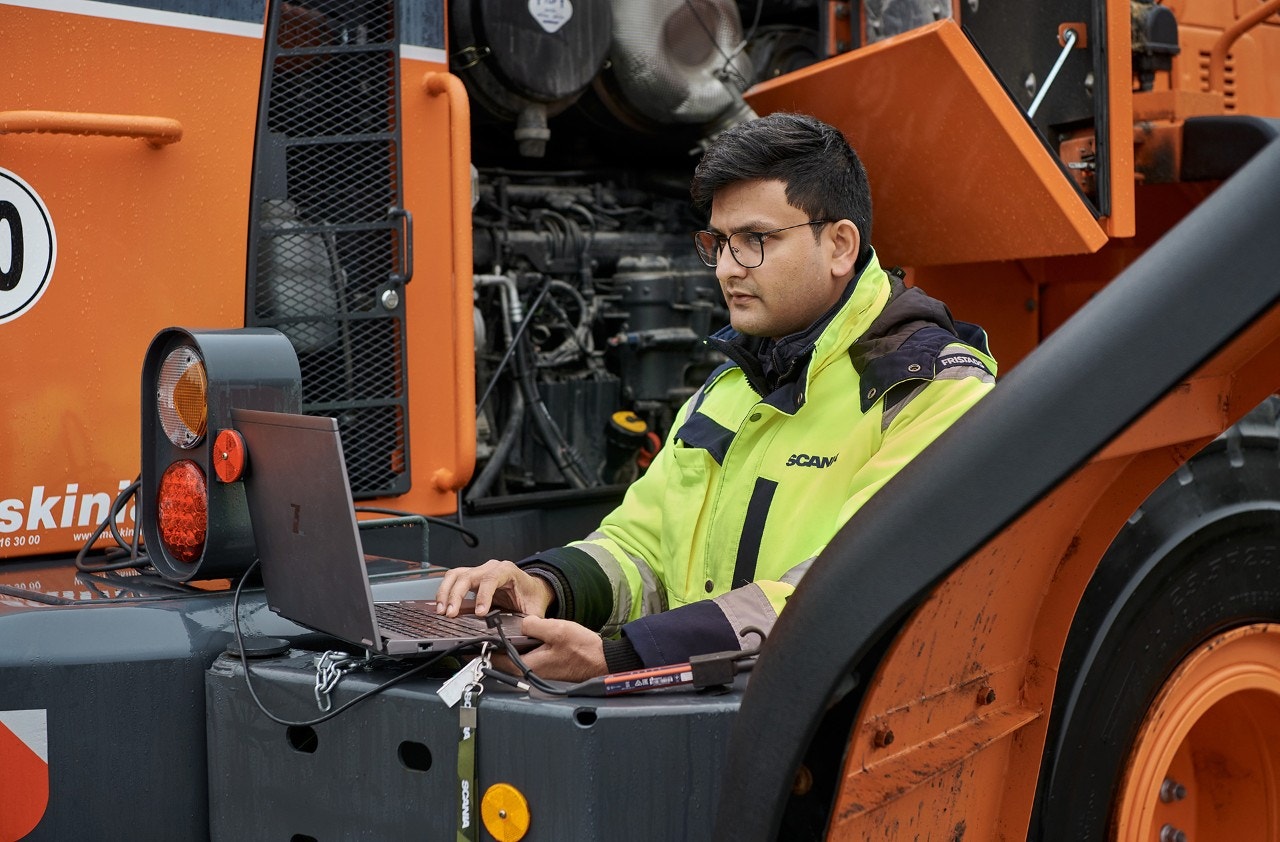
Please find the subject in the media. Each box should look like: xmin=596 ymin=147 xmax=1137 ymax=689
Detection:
xmin=574 ymin=535 xmax=668 ymax=634
xmin=712 ymin=583 xmax=782 ymax=643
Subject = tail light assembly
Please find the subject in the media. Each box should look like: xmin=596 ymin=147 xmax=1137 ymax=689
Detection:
xmin=141 ymin=328 xmax=301 ymax=581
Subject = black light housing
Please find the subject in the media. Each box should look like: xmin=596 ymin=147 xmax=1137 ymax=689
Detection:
xmin=141 ymin=327 xmax=301 ymax=581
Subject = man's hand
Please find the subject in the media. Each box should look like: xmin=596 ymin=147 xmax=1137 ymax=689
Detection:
xmin=494 ymin=616 xmax=607 ymax=683
xmin=434 ymin=559 xmax=554 ymax=618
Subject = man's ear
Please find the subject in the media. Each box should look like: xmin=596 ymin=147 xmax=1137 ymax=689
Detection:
xmin=829 ymin=219 xmax=861 ymax=279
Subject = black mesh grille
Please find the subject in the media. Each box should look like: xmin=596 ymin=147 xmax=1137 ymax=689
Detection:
xmin=246 ymin=0 xmax=411 ymax=498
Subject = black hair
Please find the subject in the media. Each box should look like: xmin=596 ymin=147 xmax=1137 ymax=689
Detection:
xmin=690 ymin=112 xmax=873 ymax=261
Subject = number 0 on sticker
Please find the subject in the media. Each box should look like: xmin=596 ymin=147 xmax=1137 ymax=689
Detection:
xmin=0 ymin=169 xmax=56 ymax=326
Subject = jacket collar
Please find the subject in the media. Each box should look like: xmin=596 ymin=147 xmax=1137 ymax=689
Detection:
xmin=707 ymin=250 xmax=892 ymax=406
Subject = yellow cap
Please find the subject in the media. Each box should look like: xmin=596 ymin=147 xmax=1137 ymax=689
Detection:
xmin=481 ymin=782 xmax=531 ymax=841
xmin=611 ymin=410 xmax=647 ymax=434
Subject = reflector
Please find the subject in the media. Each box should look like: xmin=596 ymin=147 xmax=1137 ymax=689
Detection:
xmin=213 ymin=429 xmax=247 ymax=483
xmin=156 ymin=460 xmax=207 ymax=563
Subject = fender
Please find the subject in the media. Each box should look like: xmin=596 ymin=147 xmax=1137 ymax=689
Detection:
xmin=713 ymin=137 xmax=1280 ymax=839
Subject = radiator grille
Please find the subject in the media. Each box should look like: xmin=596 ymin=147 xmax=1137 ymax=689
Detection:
xmin=247 ymin=0 xmax=411 ymax=498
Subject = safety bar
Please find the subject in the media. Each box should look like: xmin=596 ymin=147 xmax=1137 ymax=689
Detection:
xmin=422 ymin=72 xmax=477 ymax=493
xmin=1209 ymin=0 xmax=1280 ymax=93
xmin=0 ymin=110 xmax=183 ymax=147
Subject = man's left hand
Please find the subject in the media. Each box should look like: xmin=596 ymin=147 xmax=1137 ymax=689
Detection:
xmin=495 ymin=616 xmax=607 ymax=683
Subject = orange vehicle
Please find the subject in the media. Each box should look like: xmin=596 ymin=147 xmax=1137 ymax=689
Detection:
xmin=1 ymin=0 xmax=1278 ymax=840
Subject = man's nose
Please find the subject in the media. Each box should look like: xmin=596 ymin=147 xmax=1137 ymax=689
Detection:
xmin=717 ymin=245 xmax=746 ymax=279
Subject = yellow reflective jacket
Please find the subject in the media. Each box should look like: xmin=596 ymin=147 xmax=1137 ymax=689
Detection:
xmin=521 ymin=252 xmax=997 ymax=666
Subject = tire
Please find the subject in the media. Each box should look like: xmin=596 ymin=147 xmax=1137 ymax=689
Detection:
xmin=1032 ymin=397 xmax=1280 ymax=840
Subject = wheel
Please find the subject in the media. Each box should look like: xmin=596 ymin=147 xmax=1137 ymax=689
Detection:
xmin=1033 ymin=398 xmax=1280 ymax=840
xmin=1113 ymin=623 xmax=1280 ymax=841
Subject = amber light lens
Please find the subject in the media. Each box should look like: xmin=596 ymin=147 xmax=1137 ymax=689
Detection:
xmin=157 ymin=460 xmax=208 ymax=563
xmin=157 ymin=346 xmax=208 ymax=448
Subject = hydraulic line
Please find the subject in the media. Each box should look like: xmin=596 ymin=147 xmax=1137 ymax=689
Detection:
xmin=515 ymin=339 xmax=594 ymax=489
xmin=466 ymin=386 xmax=526 ymax=503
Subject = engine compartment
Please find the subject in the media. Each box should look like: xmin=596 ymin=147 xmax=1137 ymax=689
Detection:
xmin=457 ymin=0 xmax=826 ymax=504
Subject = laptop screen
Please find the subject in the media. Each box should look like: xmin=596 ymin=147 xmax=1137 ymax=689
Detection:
xmin=232 ymin=408 xmax=382 ymax=649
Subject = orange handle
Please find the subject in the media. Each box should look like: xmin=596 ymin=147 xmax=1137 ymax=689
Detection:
xmin=422 ymin=72 xmax=477 ymax=492
xmin=0 ymin=110 xmax=183 ymax=147
xmin=1209 ymin=0 xmax=1280 ymax=94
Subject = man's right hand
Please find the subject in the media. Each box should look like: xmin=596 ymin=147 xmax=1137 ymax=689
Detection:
xmin=434 ymin=559 xmax=555 ymax=619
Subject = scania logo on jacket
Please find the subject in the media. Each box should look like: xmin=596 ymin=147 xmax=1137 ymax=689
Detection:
xmin=785 ymin=453 xmax=839 ymax=469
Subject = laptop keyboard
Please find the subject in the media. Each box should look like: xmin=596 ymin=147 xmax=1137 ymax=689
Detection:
xmin=374 ymin=603 xmax=492 ymax=638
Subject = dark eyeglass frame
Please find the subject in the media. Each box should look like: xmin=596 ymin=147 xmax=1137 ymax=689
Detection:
xmin=692 ymin=220 xmax=831 ymax=269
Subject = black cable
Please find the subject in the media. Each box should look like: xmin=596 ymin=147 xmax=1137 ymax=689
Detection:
xmin=353 ymin=506 xmax=479 ymax=549
xmin=230 ymin=559 xmax=504 ymax=728
xmin=515 ymin=339 xmax=593 ymax=489
xmin=75 ymin=477 xmax=153 ymax=574
xmin=453 ymin=490 xmax=472 ymax=543
xmin=475 ymin=278 xmax=553 ymax=415
xmin=682 ymin=0 xmax=753 ymax=92
xmin=465 ymin=386 xmax=525 ymax=503
xmin=486 ymin=612 xmax=568 ymax=696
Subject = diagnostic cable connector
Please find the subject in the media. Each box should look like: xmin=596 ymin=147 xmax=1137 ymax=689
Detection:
xmin=565 ymin=627 xmax=765 ymax=697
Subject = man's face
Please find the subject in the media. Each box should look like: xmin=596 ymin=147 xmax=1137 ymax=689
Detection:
xmin=707 ymin=179 xmax=857 ymax=340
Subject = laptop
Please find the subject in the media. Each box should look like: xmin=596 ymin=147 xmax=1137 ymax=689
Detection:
xmin=231 ymin=408 xmax=534 ymax=656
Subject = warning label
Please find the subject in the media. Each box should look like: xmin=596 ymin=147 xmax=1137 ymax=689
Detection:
xmin=0 ymin=709 xmax=49 ymax=841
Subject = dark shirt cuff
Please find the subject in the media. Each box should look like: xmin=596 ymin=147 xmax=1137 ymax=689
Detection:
xmin=522 ymin=564 xmax=567 ymax=619
xmin=602 ymin=637 xmax=645 ymax=673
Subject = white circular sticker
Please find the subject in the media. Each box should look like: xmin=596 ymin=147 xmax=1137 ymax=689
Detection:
xmin=0 ymin=169 xmax=56 ymax=326
xmin=528 ymin=0 xmax=573 ymax=34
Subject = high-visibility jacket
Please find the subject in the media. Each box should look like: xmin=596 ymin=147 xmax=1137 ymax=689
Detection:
xmin=520 ymin=252 xmax=997 ymax=667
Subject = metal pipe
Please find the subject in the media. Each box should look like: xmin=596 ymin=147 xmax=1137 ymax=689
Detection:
xmin=423 ymin=72 xmax=477 ymax=493
xmin=1209 ymin=0 xmax=1280 ymax=94
xmin=0 ymin=110 xmax=182 ymax=147
xmin=1028 ymin=28 xmax=1078 ymax=118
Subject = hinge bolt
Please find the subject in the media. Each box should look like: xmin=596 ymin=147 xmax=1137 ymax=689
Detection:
xmin=1160 ymin=825 xmax=1188 ymax=842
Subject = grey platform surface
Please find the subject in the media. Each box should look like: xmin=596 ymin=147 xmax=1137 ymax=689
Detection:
xmin=206 ymin=650 xmax=744 ymax=841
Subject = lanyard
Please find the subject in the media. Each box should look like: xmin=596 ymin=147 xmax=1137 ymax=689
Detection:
xmin=457 ymin=687 xmax=479 ymax=842
xmin=439 ymin=645 xmax=490 ymax=842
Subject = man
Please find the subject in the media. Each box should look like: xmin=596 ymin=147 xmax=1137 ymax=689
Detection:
xmin=437 ymin=112 xmax=996 ymax=681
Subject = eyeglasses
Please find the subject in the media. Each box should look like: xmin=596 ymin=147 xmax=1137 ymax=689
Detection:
xmin=692 ymin=220 xmax=831 ymax=269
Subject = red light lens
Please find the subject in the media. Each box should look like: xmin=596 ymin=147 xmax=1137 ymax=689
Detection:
xmin=157 ymin=460 xmax=207 ymax=563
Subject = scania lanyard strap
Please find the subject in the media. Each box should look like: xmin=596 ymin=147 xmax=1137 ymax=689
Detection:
xmin=438 ymin=644 xmax=491 ymax=842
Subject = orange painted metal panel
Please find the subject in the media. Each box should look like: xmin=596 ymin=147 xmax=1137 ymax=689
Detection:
xmin=375 ymin=65 xmax=476 ymax=516
xmin=0 ymin=6 xmax=263 ymax=558
xmin=1102 ymin=0 xmax=1135 ymax=238
xmin=827 ymin=301 xmax=1280 ymax=839
xmin=907 ymin=263 xmax=1040 ymax=370
xmin=745 ymin=20 xmax=1108 ymax=267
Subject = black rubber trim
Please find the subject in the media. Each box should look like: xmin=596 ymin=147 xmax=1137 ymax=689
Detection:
xmin=1181 ymin=115 xmax=1280 ymax=182
xmin=712 ymin=137 xmax=1280 ymax=841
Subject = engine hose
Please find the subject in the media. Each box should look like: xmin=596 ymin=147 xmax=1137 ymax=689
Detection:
xmin=515 ymin=340 xmax=594 ymax=489
xmin=465 ymin=387 xmax=525 ymax=504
